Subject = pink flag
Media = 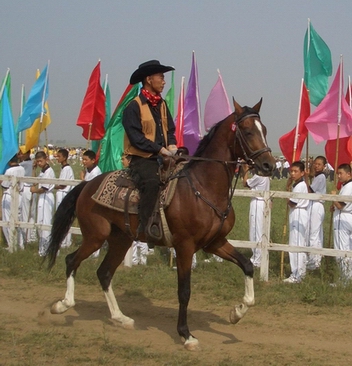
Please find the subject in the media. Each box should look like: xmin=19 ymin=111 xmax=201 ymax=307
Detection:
xmin=175 ymin=77 xmax=185 ymax=147
xmin=305 ymin=62 xmax=352 ymax=143
xmin=183 ymin=51 xmax=202 ymax=155
xmin=204 ymin=70 xmax=232 ymax=132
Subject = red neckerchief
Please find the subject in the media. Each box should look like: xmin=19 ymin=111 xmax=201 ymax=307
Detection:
xmin=141 ymin=88 xmax=161 ymax=107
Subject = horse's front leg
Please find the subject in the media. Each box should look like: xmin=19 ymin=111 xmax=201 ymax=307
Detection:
xmin=204 ymin=240 xmax=255 ymax=324
xmin=175 ymin=247 xmax=200 ymax=351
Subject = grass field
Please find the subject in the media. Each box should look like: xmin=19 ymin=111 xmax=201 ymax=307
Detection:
xmin=1 ymin=163 xmax=352 ymax=365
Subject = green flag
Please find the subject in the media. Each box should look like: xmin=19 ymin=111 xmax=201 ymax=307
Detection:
xmin=164 ymin=70 xmax=175 ymax=118
xmin=303 ymin=20 xmax=332 ymax=106
xmin=98 ymin=83 xmax=139 ymax=172
xmin=0 ymin=71 xmax=12 ymax=160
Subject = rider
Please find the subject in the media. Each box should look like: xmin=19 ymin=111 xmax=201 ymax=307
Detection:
xmin=122 ymin=60 xmax=177 ymax=244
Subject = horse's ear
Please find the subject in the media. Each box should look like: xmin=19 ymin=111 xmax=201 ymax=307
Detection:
xmin=232 ymin=98 xmax=244 ymax=114
xmin=253 ymin=98 xmax=263 ymax=113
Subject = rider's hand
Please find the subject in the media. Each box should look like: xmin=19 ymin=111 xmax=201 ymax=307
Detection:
xmin=159 ymin=147 xmax=172 ymax=156
xmin=167 ymin=145 xmax=178 ymax=156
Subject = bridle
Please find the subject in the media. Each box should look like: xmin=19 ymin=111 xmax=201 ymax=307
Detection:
xmin=233 ymin=112 xmax=272 ymax=167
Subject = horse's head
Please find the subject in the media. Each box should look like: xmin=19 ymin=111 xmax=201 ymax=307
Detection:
xmin=231 ymin=98 xmax=275 ymax=176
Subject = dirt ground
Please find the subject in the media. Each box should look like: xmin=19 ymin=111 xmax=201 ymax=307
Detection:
xmin=1 ymin=276 xmax=352 ymax=366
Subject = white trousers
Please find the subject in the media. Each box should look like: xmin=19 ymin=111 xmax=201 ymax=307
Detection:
xmin=21 ymin=186 xmax=37 ymax=243
xmin=132 ymin=240 xmax=148 ymax=265
xmin=288 ymin=208 xmax=308 ymax=281
xmin=249 ymin=199 xmax=265 ymax=267
xmin=56 ymin=191 xmax=72 ymax=248
xmin=333 ymin=211 xmax=352 ymax=281
xmin=307 ymin=201 xmax=325 ymax=269
xmin=37 ymin=191 xmax=54 ymax=256
xmin=2 ymin=192 xmax=23 ymax=249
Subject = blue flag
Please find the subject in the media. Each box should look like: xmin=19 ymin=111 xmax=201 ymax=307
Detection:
xmin=17 ymin=64 xmax=49 ymax=133
xmin=0 ymin=86 xmax=18 ymax=174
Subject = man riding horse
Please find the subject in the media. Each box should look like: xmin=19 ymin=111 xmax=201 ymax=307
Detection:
xmin=122 ymin=60 xmax=177 ymax=246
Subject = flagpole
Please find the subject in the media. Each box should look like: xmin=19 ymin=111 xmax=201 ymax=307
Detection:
xmin=328 ymin=55 xmax=343 ymax=250
xmin=87 ymin=123 xmax=92 ymax=149
xmin=104 ymin=74 xmax=108 ymax=95
xmin=0 ymin=68 xmax=10 ymax=100
xmin=38 ymin=61 xmax=50 ymax=149
xmin=18 ymin=84 xmax=25 ymax=146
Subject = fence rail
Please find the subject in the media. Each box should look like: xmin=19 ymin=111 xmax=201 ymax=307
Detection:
xmin=1 ymin=175 xmax=352 ymax=281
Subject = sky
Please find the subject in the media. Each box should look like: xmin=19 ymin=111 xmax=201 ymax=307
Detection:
xmin=2 ymin=0 xmax=352 ymax=154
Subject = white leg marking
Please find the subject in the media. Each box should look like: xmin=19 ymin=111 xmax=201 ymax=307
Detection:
xmin=184 ymin=336 xmax=200 ymax=351
xmin=104 ymin=284 xmax=135 ymax=329
xmin=229 ymin=276 xmax=255 ymax=324
xmin=51 ymin=272 xmax=76 ymax=314
xmin=243 ymin=276 xmax=255 ymax=306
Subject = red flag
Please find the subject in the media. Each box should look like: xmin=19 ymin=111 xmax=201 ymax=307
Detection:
xmin=325 ymin=82 xmax=352 ymax=169
xmin=76 ymin=61 xmax=106 ymax=140
xmin=279 ymin=80 xmax=310 ymax=164
xmin=175 ymin=76 xmax=185 ymax=147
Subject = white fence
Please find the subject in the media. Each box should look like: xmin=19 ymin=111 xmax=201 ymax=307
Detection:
xmin=1 ymin=175 xmax=352 ymax=281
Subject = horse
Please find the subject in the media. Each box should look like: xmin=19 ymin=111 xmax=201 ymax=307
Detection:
xmin=46 ymin=98 xmax=275 ymax=351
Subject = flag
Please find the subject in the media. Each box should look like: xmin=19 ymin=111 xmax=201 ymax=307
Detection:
xmin=98 ymin=83 xmax=139 ymax=172
xmin=0 ymin=70 xmax=11 ymax=158
xmin=164 ymin=70 xmax=175 ymax=118
xmin=303 ymin=20 xmax=332 ymax=106
xmin=20 ymin=69 xmax=52 ymax=153
xmin=325 ymin=81 xmax=352 ymax=168
xmin=92 ymin=77 xmax=111 ymax=153
xmin=305 ymin=62 xmax=352 ymax=143
xmin=76 ymin=61 xmax=106 ymax=140
xmin=204 ymin=70 xmax=232 ymax=132
xmin=0 ymin=86 xmax=18 ymax=174
xmin=279 ymin=80 xmax=310 ymax=164
xmin=175 ymin=76 xmax=185 ymax=147
xmin=17 ymin=64 xmax=49 ymax=133
xmin=183 ymin=51 xmax=202 ymax=155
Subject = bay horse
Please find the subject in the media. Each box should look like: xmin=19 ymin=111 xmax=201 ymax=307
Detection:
xmin=46 ymin=98 xmax=275 ymax=351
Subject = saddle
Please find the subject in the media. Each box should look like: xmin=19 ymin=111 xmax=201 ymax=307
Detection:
xmin=91 ymin=159 xmax=187 ymax=246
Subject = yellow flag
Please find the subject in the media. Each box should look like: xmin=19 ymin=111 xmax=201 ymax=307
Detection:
xmin=20 ymin=69 xmax=51 ymax=153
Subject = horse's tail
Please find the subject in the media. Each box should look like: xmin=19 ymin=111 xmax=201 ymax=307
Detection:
xmin=46 ymin=181 xmax=88 ymax=270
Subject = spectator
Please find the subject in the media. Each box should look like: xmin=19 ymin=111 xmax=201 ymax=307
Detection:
xmin=242 ymin=164 xmax=270 ymax=267
xmin=306 ymin=156 xmax=327 ymax=270
xmin=283 ymin=161 xmax=309 ymax=283
xmin=1 ymin=155 xmax=25 ymax=250
xmin=30 ymin=151 xmax=55 ymax=256
xmin=331 ymin=163 xmax=352 ymax=282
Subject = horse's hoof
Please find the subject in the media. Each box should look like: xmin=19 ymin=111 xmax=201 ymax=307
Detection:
xmin=122 ymin=318 xmax=135 ymax=330
xmin=229 ymin=303 xmax=248 ymax=324
xmin=184 ymin=336 xmax=200 ymax=351
xmin=50 ymin=300 xmax=74 ymax=314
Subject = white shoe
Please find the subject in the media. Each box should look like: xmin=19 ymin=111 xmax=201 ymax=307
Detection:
xmin=283 ymin=276 xmax=300 ymax=284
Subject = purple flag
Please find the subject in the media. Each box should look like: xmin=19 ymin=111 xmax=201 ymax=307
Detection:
xmin=183 ymin=51 xmax=202 ymax=155
xmin=204 ymin=70 xmax=232 ymax=131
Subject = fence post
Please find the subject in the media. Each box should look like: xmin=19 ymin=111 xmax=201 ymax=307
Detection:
xmin=259 ymin=190 xmax=271 ymax=281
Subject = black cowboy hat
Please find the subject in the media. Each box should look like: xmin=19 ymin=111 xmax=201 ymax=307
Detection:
xmin=130 ymin=60 xmax=175 ymax=85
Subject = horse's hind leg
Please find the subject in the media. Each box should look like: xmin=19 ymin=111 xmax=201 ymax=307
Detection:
xmin=51 ymin=235 xmax=106 ymax=314
xmin=204 ymin=239 xmax=255 ymax=324
xmin=97 ymin=227 xmax=134 ymax=329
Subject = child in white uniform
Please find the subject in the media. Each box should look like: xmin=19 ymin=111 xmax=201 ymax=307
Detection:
xmin=55 ymin=148 xmax=75 ymax=247
xmin=284 ymin=161 xmax=309 ymax=283
xmin=30 ymin=151 xmax=55 ymax=256
xmin=331 ymin=164 xmax=352 ymax=282
xmin=1 ymin=155 xmax=25 ymax=250
xmin=242 ymin=165 xmax=270 ymax=267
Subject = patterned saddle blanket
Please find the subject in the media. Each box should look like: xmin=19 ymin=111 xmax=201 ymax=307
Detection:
xmin=91 ymin=163 xmax=186 ymax=214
